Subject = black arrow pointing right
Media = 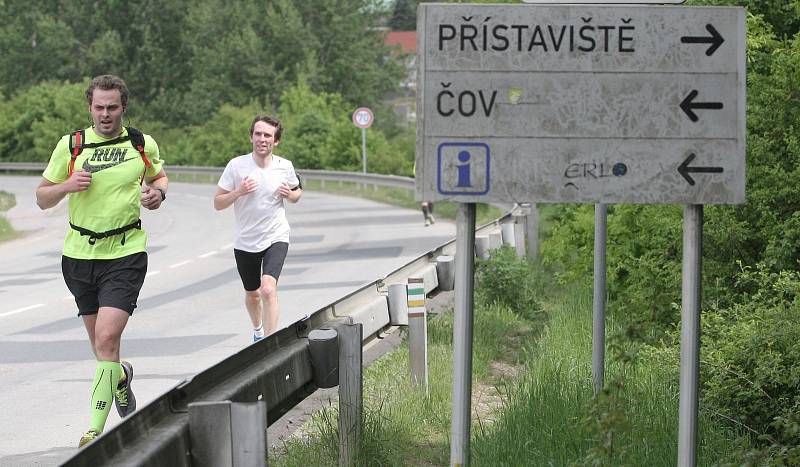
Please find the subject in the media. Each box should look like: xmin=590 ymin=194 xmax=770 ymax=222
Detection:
xmin=680 ymin=90 xmax=724 ymax=122
xmin=678 ymin=153 xmax=724 ymax=186
xmin=681 ymin=24 xmax=725 ymax=56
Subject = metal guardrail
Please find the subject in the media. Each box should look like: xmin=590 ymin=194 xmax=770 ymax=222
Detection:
xmin=0 ymin=162 xmax=414 ymax=190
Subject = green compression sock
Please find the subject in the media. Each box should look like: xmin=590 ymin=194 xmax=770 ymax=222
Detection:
xmin=88 ymin=361 xmax=122 ymax=433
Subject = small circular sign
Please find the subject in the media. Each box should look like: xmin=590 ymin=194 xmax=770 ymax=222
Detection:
xmin=352 ymin=107 xmax=374 ymax=129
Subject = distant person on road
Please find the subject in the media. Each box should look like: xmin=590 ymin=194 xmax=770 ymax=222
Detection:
xmin=35 ymin=74 xmax=168 ymax=448
xmin=413 ymin=162 xmax=435 ymax=226
xmin=213 ymin=115 xmax=302 ymax=342
xmin=421 ymin=201 xmax=435 ymax=226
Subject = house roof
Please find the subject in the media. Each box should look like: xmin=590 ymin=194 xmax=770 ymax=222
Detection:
xmin=384 ymin=31 xmax=416 ymax=54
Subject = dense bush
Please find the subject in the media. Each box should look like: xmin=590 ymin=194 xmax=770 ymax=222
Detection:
xmin=703 ymin=265 xmax=800 ymax=448
xmin=475 ymin=246 xmax=542 ymax=320
xmin=0 ymin=81 xmax=86 ymax=162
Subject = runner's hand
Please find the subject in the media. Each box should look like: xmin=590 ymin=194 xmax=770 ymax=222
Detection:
xmin=275 ymin=181 xmax=291 ymax=199
xmin=238 ymin=176 xmax=259 ymax=195
xmin=141 ymin=186 xmax=163 ymax=210
xmin=64 ymin=171 xmax=92 ymax=193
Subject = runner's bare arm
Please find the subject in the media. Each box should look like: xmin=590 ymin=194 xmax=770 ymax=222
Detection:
xmin=142 ymin=169 xmax=168 ymax=210
xmin=214 ymin=177 xmax=256 ymax=210
xmin=36 ymin=172 xmax=92 ymax=210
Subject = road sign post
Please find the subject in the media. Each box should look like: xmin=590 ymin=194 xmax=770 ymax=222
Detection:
xmin=415 ymin=4 xmax=745 ymax=466
xmin=451 ymin=203 xmax=476 ymax=467
xmin=352 ymin=107 xmax=374 ymax=175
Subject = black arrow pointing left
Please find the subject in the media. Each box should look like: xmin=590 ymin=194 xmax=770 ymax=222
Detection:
xmin=678 ymin=153 xmax=723 ymax=186
xmin=680 ymin=90 xmax=724 ymax=122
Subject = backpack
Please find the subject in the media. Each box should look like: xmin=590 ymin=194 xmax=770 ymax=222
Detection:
xmin=68 ymin=126 xmax=152 ymax=183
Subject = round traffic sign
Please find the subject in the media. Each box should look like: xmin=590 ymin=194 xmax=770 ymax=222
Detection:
xmin=352 ymin=107 xmax=374 ymax=129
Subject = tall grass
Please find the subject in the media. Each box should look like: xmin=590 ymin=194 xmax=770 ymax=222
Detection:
xmin=271 ymin=248 xmax=747 ymax=466
xmin=471 ymin=291 xmax=746 ymax=466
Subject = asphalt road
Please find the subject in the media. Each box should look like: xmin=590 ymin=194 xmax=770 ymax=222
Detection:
xmin=0 ymin=175 xmax=455 ymax=466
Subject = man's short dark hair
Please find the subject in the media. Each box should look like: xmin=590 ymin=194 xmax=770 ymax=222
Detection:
xmin=250 ymin=115 xmax=283 ymax=141
xmin=86 ymin=75 xmax=129 ymax=108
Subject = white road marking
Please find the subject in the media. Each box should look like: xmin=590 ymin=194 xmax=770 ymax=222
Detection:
xmin=146 ymin=270 xmax=161 ymax=277
xmin=198 ymin=251 xmax=217 ymax=258
xmin=169 ymin=260 xmax=193 ymax=269
xmin=0 ymin=303 xmax=45 ymax=318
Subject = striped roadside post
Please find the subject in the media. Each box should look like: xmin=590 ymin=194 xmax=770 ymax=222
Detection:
xmin=407 ymin=277 xmax=429 ymax=391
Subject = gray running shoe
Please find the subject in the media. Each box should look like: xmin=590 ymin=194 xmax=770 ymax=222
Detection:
xmin=115 ymin=361 xmax=136 ymax=417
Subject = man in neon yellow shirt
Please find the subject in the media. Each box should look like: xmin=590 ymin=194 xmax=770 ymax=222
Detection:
xmin=35 ymin=75 xmax=168 ymax=448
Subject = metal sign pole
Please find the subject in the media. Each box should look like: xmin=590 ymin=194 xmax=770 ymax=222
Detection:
xmin=678 ymin=204 xmax=702 ymax=467
xmin=451 ymin=202 xmax=476 ymax=467
xmin=361 ymin=127 xmax=367 ymax=174
xmin=592 ymin=203 xmax=608 ymax=394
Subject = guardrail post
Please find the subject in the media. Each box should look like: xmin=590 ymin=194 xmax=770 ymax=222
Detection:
xmin=407 ymin=277 xmax=429 ymax=391
xmin=189 ymin=400 xmax=267 ymax=467
xmin=309 ymin=328 xmax=339 ymax=388
xmin=488 ymin=230 xmax=503 ymax=251
xmin=388 ymin=283 xmax=409 ymax=325
xmin=525 ymin=203 xmax=539 ymax=260
xmin=475 ymin=235 xmax=490 ymax=260
xmin=512 ymin=213 xmax=527 ymax=259
xmin=500 ymin=221 xmax=515 ymax=248
xmin=436 ymin=255 xmax=455 ymax=291
xmin=338 ymin=323 xmax=363 ymax=467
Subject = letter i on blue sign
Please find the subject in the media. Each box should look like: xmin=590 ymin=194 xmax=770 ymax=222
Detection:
xmin=437 ymin=142 xmax=490 ymax=195
xmin=456 ymin=151 xmax=472 ymax=187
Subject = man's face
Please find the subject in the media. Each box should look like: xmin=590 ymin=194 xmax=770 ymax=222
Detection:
xmin=89 ymin=89 xmax=125 ymax=138
xmin=250 ymin=121 xmax=279 ymax=158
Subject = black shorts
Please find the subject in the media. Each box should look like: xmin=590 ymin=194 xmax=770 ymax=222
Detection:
xmin=62 ymin=252 xmax=148 ymax=316
xmin=234 ymin=242 xmax=289 ymax=291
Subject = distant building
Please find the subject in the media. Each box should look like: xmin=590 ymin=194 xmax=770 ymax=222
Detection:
xmin=384 ymin=31 xmax=417 ymax=124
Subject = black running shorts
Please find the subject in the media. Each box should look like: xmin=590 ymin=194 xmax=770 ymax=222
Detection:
xmin=234 ymin=242 xmax=289 ymax=291
xmin=62 ymin=252 xmax=148 ymax=316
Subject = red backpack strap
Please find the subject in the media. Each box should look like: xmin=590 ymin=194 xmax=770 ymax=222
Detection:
xmin=67 ymin=130 xmax=84 ymax=176
xmin=126 ymin=127 xmax=151 ymax=184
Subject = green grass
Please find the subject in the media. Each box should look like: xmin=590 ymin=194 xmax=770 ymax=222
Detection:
xmin=0 ymin=191 xmax=17 ymax=242
xmin=270 ymin=266 xmax=748 ymax=466
xmin=470 ymin=291 xmax=747 ymax=466
xmin=271 ymin=299 xmax=545 ymax=466
xmin=0 ymin=190 xmax=16 ymax=212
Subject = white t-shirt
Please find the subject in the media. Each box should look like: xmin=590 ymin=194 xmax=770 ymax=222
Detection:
xmin=217 ymin=153 xmax=300 ymax=252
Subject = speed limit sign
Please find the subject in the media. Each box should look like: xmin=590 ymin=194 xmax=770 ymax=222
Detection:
xmin=352 ymin=107 xmax=374 ymax=129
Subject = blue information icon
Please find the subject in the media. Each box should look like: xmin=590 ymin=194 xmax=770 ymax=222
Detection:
xmin=437 ymin=142 xmax=490 ymax=195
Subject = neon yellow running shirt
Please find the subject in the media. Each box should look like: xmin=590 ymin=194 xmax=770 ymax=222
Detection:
xmin=42 ymin=127 xmax=164 ymax=260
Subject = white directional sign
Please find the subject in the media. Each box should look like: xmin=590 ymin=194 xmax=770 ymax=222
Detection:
xmin=416 ymin=5 xmax=746 ymax=204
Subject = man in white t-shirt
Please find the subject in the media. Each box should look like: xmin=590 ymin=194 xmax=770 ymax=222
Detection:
xmin=214 ymin=115 xmax=302 ymax=341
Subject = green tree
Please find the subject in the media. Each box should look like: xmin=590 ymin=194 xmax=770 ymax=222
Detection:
xmin=389 ymin=0 xmax=417 ymax=31
xmin=0 ymin=81 xmax=87 ymax=162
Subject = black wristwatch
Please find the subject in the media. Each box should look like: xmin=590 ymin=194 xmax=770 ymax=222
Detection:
xmin=157 ymin=188 xmax=166 ymax=201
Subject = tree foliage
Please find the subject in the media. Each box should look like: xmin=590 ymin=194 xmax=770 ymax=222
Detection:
xmin=0 ymin=0 xmax=403 ymax=128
